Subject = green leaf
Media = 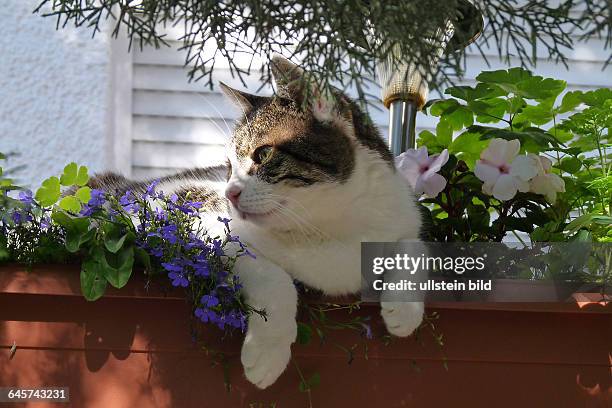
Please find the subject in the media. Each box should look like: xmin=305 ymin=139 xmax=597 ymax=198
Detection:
xmin=467 ymin=204 xmax=490 ymax=232
xmin=297 ymin=322 xmax=313 ymax=345
xmin=446 ymin=106 xmax=474 ymax=130
xmin=469 ymin=126 xmax=560 ymax=152
xmin=435 ymin=120 xmax=452 ymax=146
xmin=556 ymin=91 xmax=583 ymax=113
xmin=507 ymin=96 xmax=527 ymax=115
xmin=96 ymin=246 xmax=134 ymax=289
xmin=35 ymin=176 xmax=61 ymax=207
xmin=580 ymin=88 xmax=612 ymax=107
xmin=445 ymin=83 xmax=506 ymax=102
xmin=430 ymin=99 xmax=474 ymax=133
xmin=52 ymin=211 xmax=93 ymax=252
xmin=572 ymin=230 xmax=592 ymax=242
xmin=76 ymin=166 xmax=89 ymax=186
xmin=105 ymin=233 xmax=129 ymax=253
xmin=516 ymin=101 xmax=554 ymax=125
xmin=449 ymin=132 xmax=483 ymax=153
xmin=417 ymin=130 xmax=445 ymax=154
xmin=592 ymin=216 xmax=612 ymax=226
xmin=556 ymin=157 xmax=581 ymax=174
xmin=565 ymin=214 xmax=611 ymax=234
xmin=59 ymin=196 xmax=82 ymax=213
xmin=467 ymin=98 xmax=508 ymax=123
xmin=516 ymin=76 xmax=566 ymax=101
xmin=429 ymin=99 xmax=457 ymax=117
xmin=81 ymin=259 xmax=108 ymax=301
xmin=75 ymin=186 xmax=92 ymax=203
xmin=476 ymin=68 xmax=566 ymax=102
xmin=103 ymin=223 xmax=132 ymax=254
xmin=476 ymin=68 xmax=531 ymax=93
xmin=59 ymin=163 xmax=77 ymax=186
xmin=60 ymin=162 xmax=89 ymax=186
xmin=530 ymin=226 xmax=550 ymax=242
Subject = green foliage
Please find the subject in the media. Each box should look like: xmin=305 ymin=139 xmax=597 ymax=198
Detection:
xmin=35 ymin=0 xmax=611 ymax=105
xmin=80 ymin=258 xmax=108 ymax=301
xmin=421 ymin=67 xmax=611 ymax=243
xmin=59 ymin=163 xmax=89 ymax=187
xmin=59 ymin=196 xmax=81 ymax=213
xmin=4 ymin=163 xmax=133 ymax=299
xmin=35 ymin=177 xmax=61 ymax=207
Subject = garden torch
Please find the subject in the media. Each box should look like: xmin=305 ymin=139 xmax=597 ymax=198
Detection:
xmin=375 ymin=1 xmax=483 ymax=156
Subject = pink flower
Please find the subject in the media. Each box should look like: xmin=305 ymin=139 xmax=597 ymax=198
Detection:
xmin=529 ymin=155 xmax=565 ymax=203
xmin=395 ymin=147 xmax=449 ymax=197
xmin=474 ymin=138 xmax=539 ymax=201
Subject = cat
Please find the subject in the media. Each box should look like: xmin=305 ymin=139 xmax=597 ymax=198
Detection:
xmin=89 ymin=56 xmax=424 ymax=389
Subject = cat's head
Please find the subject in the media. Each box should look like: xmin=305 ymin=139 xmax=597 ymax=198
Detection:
xmin=221 ymin=56 xmax=393 ymax=231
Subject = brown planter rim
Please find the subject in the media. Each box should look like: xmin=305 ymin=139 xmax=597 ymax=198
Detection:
xmin=1 ymin=263 xmax=610 ymax=314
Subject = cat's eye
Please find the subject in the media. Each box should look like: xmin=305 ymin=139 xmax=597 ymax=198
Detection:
xmin=252 ymin=145 xmax=274 ymax=164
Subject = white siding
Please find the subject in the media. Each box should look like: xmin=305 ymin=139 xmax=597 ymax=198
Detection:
xmin=130 ymin=32 xmax=611 ymax=179
xmin=0 ymin=0 xmax=114 ymax=189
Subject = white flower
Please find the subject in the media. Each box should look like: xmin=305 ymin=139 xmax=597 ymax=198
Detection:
xmin=474 ymin=138 xmax=539 ymax=201
xmin=395 ymin=147 xmax=449 ymax=197
xmin=529 ymin=155 xmax=565 ymax=203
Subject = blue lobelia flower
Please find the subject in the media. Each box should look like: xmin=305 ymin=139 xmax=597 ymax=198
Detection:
xmin=119 ymin=191 xmax=140 ymax=213
xmin=11 ymin=211 xmax=23 ymax=224
xmin=195 ymin=308 xmax=219 ymax=325
xmin=160 ymin=224 xmax=178 ymax=244
xmin=40 ymin=215 xmax=51 ymax=230
xmin=144 ymin=180 xmax=160 ymax=198
xmin=217 ymin=216 xmax=231 ymax=230
xmin=201 ymin=294 xmax=220 ymax=308
xmin=18 ymin=190 xmax=33 ymax=207
xmin=193 ymin=259 xmax=210 ymax=277
xmin=168 ymin=271 xmax=189 ymax=287
xmin=153 ymin=207 xmax=168 ymax=221
xmin=212 ymin=239 xmax=224 ymax=256
xmin=88 ymin=189 xmax=106 ymax=207
xmin=161 ymin=261 xmax=183 ymax=273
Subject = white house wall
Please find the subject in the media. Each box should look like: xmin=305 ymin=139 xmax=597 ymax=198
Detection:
xmin=0 ymin=0 xmax=113 ymax=189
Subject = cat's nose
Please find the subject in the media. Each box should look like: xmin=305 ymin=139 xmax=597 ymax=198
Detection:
xmin=225 ymin=185 xmax=242 ymax=207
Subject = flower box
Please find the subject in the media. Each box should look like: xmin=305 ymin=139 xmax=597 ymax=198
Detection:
xmin=1 ymin=264 xmax=610 ymax=407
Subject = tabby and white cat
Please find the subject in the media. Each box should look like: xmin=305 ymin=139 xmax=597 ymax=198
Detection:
xmin=91 ymin=56 xmax=423 ymax=389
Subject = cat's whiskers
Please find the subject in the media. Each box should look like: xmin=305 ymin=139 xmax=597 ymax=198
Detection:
xmin=198 ymin=92 xmax=234 ymax=139
xmin=267 ymin=199 xmax=339 ymax=248
xmin=274 ymin=207 xmax=300 ymax=246
xmin=263 ymin=198 xmax=318 ymax=244
xmin=267 ymin=194 xmax=343 ymax=247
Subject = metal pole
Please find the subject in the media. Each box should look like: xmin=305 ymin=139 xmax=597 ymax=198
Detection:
xmin=388 ymin=100 xmax=418 ymax=156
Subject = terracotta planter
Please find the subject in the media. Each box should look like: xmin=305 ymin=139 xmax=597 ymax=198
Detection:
xmin=0 ymin=265 xmax=610 ymax=408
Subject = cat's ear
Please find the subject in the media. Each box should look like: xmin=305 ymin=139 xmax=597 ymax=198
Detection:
xmin=270 ymin=55 xmax=337 ymax=122
xmin=219 ymin=82 xmax=267 ymax=114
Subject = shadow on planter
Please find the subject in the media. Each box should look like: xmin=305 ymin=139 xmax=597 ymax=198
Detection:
xmin=0 ymin=264 xmax=610 ymax=407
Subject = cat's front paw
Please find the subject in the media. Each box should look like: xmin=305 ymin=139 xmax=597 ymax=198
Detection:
xmin=381 ymin=301 xmax=424 ymax=337
xmin=241 ymin=334 xmax=292 ymax=389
